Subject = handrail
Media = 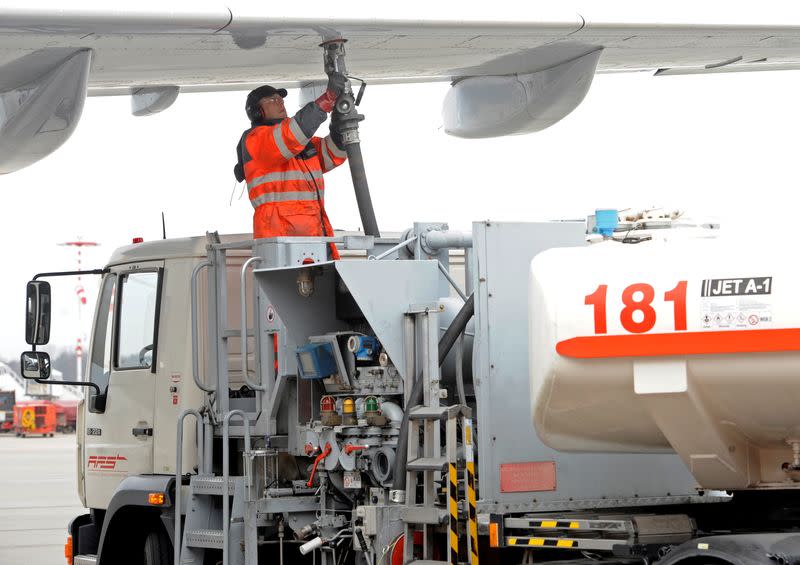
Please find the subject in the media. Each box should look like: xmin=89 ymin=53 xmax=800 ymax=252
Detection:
xmin=240 ymin=257 xmax=264 ymax=391
xmin=223 ymin=410 xmax=252 ymax=565
xmin=191 ymin=261 xmax=214 ymax=392
xmin=174 ymin=409 xmax=204 ymax=565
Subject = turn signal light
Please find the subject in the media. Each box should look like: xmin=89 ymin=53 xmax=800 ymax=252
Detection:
xmin=64 ymin=534 xmax=73 ymax=563
xmin=148 ymin=492 xmax=165 ymax=506
xmin=489 ymin=522 xmax=499 ymax=548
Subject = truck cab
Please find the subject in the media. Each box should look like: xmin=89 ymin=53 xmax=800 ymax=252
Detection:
xmin=78 ymin=235 xmax=252 ymax=508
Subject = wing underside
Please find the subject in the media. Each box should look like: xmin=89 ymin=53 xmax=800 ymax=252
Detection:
xmin=2 ymin=9 xmax=800 ymax=92
xmin=2 ymin=7 xmax=800 ymax=172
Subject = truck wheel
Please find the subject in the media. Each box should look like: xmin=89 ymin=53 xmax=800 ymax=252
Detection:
xmin=143 ymin=526 xmax=172 ymax=565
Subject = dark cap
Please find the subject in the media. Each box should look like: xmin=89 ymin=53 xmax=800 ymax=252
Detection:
xmin=245 ymin=85 xmax=288 ymax=122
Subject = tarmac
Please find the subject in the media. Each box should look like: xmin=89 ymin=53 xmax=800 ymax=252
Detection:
xmin=0 ymin=434 xmax=84 ymax=565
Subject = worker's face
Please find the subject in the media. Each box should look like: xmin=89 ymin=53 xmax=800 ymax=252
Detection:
xmin=259 ymin=95 xmax=287 ymax=120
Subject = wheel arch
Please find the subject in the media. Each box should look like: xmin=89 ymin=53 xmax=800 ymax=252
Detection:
xmin=96 ymin=475 xmax=175 ymax=564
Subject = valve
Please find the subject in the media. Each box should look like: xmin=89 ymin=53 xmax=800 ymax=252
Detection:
xmin=307 ymin=442 xmax=332 ymax=487
xmin=343 ymin=443 xmax=368 ymax=455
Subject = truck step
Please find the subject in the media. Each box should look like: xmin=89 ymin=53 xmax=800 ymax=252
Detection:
xmin=185 ymin=528 xmax=225 ymax=549
xmin=506 ymin=536 xmax=620 ymax=551
xmin=191 ymin=475 xmax=237 ymax=495
xmin=407 ymin=457 xmax=449 ymax=472
xmin=74 ymin=556 xmax=98 ymax=565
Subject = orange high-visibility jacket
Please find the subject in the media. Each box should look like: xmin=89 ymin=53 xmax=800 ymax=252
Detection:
xmin=238 ymin=107 xmax=347 ymax=246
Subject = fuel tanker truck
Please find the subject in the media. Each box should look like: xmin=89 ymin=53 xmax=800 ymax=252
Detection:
xmin=19 ymin=214 xmax=800 ymax=565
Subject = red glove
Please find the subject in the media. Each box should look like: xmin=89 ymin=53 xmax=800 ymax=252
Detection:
xmin=315 ymin=90 xmax=337 ymax=113
xmin=315 ymin=72 xmax=347 ymax=112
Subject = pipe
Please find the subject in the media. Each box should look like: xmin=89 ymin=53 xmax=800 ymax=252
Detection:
xmin=392 ymin=293 xmax=475 ymax=493
xmin=345 ymin=142 xmax=380 ymax=237
xmin=380 ymin=401 xmax=403 ymax=423
xmin=299 ymin=536 xmax=323 ymax=556
xmin=422 ymin=229 xmax=473 ymax=252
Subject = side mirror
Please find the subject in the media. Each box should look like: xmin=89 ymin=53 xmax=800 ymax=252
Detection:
xmin=25 ymin=281 xmax=51 ymax=345
xmin=20 ymin=351 xmax=51 ymax=380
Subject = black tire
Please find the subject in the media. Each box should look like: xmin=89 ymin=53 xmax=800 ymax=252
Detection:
xmin=143 ymin=525 xmax=172 ymax=565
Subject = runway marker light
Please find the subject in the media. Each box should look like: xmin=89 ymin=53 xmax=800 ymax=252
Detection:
xmin=148 ymin=492 xmax=165 ymax=505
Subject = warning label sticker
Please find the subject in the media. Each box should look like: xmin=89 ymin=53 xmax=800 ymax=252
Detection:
xmin=700 ymin=276 xmax=773 ymax=329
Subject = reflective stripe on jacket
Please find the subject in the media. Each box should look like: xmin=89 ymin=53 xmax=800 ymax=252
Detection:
xmin=241 ymin=114 xmax=347 ymax=245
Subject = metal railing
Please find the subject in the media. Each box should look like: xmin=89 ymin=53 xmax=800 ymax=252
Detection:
xmin=191 ymin=261 xmax=214 ymax=393
xmin=174 ymin=408 xmax=205 ymax=565
xmin=223 ymin=410 xmax=252 ymax=565
xmin=239 ymin=257 xmax=264 ymax=391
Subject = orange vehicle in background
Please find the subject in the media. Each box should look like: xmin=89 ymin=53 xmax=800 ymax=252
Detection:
xmin=53 ymin=399 xmax=79 ymax=433
xmin=14 ymin=400 xmax=56 ymax=437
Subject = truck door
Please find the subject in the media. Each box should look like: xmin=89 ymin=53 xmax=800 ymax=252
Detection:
xmin=83 ymin=264 xmax=163 ymax=509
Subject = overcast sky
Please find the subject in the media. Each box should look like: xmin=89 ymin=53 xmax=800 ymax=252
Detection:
xmin=3 ymin=4 xmax=800 ymax=360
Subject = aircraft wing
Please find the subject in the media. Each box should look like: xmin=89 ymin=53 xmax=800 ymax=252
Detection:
xmin=3 ymin=5 xmax=800 ymax=172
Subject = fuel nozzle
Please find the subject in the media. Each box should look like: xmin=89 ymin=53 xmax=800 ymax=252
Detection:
xmin=321 ymin=39 xmax=363 ymax=146
xmin=320 ymin=37 xmax=380 ymax=237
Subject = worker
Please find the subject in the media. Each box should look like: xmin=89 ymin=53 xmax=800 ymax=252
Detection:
xmin=233 ymin=73 xmax=348 ymax=258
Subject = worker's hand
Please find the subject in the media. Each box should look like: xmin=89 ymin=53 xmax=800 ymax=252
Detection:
xmin=315 ymin=73 xmax=348 ymax=113
xmin=329 ymin=116 xmax=344 ymax=148
xmin=327 ymin=72 xmax=348 ymax=98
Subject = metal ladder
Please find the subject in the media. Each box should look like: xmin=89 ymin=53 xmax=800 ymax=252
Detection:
xmin=175 ymin=410 xmax=255 ymax=565
xmin=403 ymin=404 xmax=478 ymax=565
xmin=175 ymin=240 xmax=262 ymax=565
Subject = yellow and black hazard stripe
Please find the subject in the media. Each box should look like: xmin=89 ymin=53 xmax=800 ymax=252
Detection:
xmin=464 ymin=418 xmax=479 ymax=565
xmin=529 ymin=520 xmax=581 ymax=529
xmin=466 ymin=460 xmax=479 ymax=564
xmin=507 ymin=537 xmax=576 ymax=548
xmin=449 ymin=462 xmax=459 ymax=565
